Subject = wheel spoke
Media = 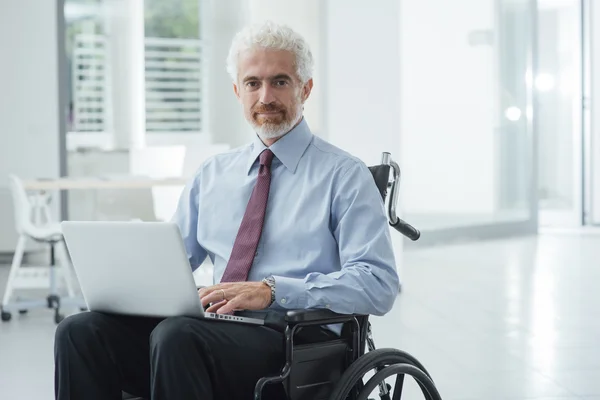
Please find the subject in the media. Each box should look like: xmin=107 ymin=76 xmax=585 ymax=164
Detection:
xmin=328 ymin=348 xmax=441 ymax=400
xmin=357 ymin=364 xmax=439 ymax=400
xmin=392 ymin=374 xmax=404 ymax=400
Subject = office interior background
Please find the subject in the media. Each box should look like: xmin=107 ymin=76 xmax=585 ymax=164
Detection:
xmin=2 ymin=0 xmax=600 ymax=399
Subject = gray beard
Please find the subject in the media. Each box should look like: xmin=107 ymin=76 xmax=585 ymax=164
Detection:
xmin=251 ymin=103 xmax=303 ymax=142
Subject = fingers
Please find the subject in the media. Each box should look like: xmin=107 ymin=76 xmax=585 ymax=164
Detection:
xmin=197 ymin=285 xmax=216 ymax=300
xmin=197 ymin=282 xmax=253 ymax=311
xmin=206 ymin=299 xmax=227 ymax=313
xmin=216 ymin=297 xmax=241 ymax=315
xmin=199 ymin=284 xmax=231 ymax=306
xmin=200 ymin=289 xmax=226 ymax=308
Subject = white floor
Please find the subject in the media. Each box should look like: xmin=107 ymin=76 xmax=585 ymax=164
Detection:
xmin=1 ymin=233 xmax=600 ymax=399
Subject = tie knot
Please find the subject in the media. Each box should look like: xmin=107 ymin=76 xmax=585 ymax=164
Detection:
xmin=259 ymin=149 xmax=274 ymax=168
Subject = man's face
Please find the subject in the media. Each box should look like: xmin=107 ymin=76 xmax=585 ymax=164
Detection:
xmin=234 ymin=48 xmax=312 ymax=141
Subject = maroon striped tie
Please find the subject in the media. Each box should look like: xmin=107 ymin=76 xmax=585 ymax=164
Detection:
xmin=220 ymin=149 xmax=274 ymax=282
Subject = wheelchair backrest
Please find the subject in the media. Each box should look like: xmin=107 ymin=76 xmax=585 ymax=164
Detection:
xmin=368 ymin=165 xmax=390 ymax=201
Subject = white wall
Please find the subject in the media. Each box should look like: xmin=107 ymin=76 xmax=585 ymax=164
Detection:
xmin=399 ymin=0 xmax=497 ymax=214
xmin=0 ymin=0 xmax=63 ymax=253
xmin=325 ymin=0 xmax=401 ymax=166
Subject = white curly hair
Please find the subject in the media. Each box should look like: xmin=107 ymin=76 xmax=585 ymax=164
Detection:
xmin=226 ymin=20 xmax=314 ymax=84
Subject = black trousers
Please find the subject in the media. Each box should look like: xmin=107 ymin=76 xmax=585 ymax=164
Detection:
xmin=54 ymin=311 xmax=333 ymax=400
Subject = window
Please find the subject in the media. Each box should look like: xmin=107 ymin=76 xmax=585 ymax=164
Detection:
xmin=64 ymin=0 xmax=204 ymax=147
xmin=144 ymin=0 xmax=203 ymax=133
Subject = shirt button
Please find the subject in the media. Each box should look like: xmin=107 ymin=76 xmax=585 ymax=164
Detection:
xmin=281 ymin=298 xmax=287 ymax=304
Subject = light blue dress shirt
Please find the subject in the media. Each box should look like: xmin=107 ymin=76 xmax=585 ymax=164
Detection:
xmin=171 ymin=118 xmax=400 ymax=317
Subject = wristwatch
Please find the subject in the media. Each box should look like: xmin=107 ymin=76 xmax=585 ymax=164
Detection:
xmin=261 ymin=275 xmax=276 ymax=306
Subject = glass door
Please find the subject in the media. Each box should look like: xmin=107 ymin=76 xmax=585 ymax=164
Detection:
xmin=584 ymin=0 xmax=600 ymax=225
xmin=398 ymin=0 xmax=538 ymax=244
xmin=536 ymin=0 xmax=584 ymax=228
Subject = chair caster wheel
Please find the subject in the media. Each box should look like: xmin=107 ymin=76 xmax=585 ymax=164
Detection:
xmin=1 ymin=311 xmax=12 ymax=322
xmin=54 ymin=313 xmax=64 ymax=324
xmin=47 ymin=294 xmax=60 ymax=308
xmin=378 ymin=384 xmax=393 ymax=400
xmin=19 ymin=309 xmax=28 ymax=315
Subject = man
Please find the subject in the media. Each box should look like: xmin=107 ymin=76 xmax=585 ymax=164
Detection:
xmin=54 ymin=20 xmax=399 ymax=400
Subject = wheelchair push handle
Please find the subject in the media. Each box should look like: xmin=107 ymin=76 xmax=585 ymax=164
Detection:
xmin=380 ymin=152 xmax=420 ymax=241
xmin=390 ymin=217 xmax=420 ymax=241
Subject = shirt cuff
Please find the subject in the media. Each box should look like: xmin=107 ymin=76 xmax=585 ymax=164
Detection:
xmin=272 ymin=275 xmax=307 ymax=309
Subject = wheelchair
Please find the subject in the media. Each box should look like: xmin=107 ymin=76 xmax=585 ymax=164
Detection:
xmin=123 ymin=152 xmax=441 ymax=400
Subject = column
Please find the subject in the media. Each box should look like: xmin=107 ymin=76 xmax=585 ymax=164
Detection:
xmin=0 ymin=0 xmax=63 ymax=251
xmin=201 ymin=0 xmax=251 ymax=148
xmin=103 ymin=0 xmax=146 ymax=150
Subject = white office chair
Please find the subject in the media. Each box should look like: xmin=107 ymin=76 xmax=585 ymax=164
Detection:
xmin=1 ymin=175 xmax=81 ymax=324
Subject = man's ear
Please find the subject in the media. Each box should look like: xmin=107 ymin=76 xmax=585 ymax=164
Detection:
xmin=233 ymin=82 xmax=241 ymax=100
xmin=302 ymin=78 xmax=313 ymax=102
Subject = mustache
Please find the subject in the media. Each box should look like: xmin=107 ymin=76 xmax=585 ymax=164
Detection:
xmin=253 ymin=104 xmax=285 ymax=113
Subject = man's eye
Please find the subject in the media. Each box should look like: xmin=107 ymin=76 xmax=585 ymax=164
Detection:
xmin=274 ymin=80 xmax=287 ymax=87
xmin=246 ymin=81 xmax=258 ymax=88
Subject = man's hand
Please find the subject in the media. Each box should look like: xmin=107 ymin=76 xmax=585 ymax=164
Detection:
xmin=198 ymin=282 xmax=272 ymax=314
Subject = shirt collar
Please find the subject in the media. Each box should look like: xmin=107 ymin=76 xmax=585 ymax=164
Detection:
xmin=246 ymin=117 xmax=313 ymax=174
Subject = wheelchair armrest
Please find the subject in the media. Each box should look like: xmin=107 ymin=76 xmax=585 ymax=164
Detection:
xmin=285 ymin=308 xmax=365 ymax=324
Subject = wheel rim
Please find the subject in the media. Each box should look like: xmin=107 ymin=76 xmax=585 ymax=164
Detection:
xmin=357 ymin=363 xmax=440 ymax=400
xmin=329 ymin=349 xmax=441 ymax=400
xmin=353 ymin=356 xmax=434 ymax=399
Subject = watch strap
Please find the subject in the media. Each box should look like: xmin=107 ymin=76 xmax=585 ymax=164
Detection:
xmin=262 ymin=275 xmax=276 ymax=306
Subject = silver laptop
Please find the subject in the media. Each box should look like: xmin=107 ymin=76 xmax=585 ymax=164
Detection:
xmin=60 ymin=221 xmax=264 ymax=326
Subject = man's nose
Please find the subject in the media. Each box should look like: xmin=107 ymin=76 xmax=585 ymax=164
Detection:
xmin=259 ymin=85 xmax=276 ymax=104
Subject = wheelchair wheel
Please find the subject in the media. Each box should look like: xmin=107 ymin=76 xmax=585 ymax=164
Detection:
xmin=329 ymin=348 xmax=441 ymax=400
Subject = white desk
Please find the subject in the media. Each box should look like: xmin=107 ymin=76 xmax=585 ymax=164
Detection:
xmin=22 ymin=176 xmax=189 ymax=191
xmin=21 ymin=175 xmax=190 ymax=223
